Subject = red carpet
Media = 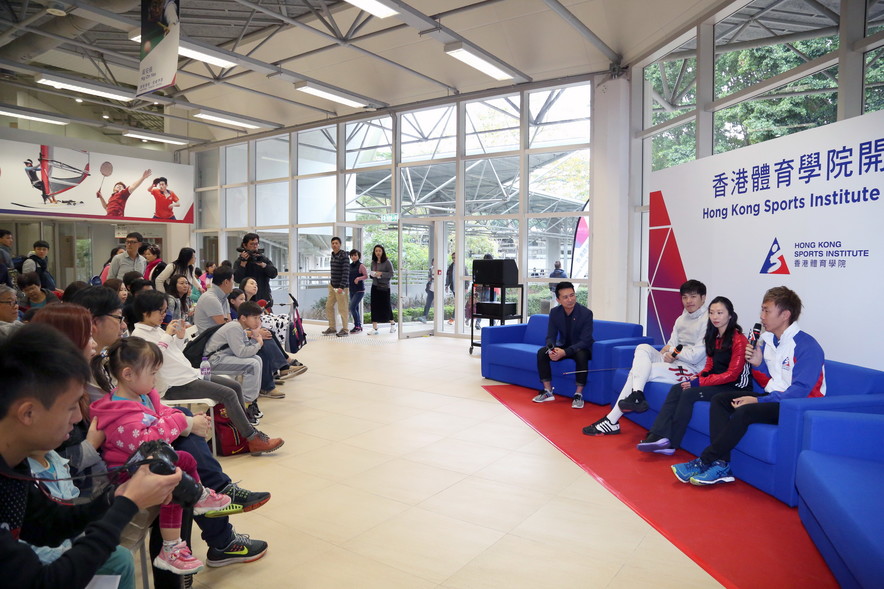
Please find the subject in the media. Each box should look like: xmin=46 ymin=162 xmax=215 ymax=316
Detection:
xmin=484 ymin=384 xmax=836 ymax=589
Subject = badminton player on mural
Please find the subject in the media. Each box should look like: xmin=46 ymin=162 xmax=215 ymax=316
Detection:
xmin=148 ymin=176 xmax=181 ymax=220
xmin=97 ymin=168 xmax=152 ymax=218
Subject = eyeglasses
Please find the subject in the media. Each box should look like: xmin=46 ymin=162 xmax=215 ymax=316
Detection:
xmin=125 ymin=239 xmax=139 ymax=245
xmin=0 ymin=299 xmax=18 ymax=307
xmin=102 ymin=313 xmax=125 ymax=323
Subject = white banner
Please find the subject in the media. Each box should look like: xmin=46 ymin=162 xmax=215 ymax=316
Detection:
xmin=648 ymin=109 xmax=884 ymax=369
xmin=0 ymin=138 xmax=194 ymax=223
xmin=137 ymin=0 xmax=180 ymax=96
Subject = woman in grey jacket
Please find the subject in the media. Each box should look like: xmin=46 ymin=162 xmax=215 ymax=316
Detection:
xmin=368 ymin=244 xmax=396 ymax=335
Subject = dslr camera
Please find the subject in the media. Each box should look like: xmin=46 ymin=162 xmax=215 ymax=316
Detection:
xmin=124 ymin=440 xmax=202 ymax=508
xmin=236 ymin=246 xmax=267 ymax=264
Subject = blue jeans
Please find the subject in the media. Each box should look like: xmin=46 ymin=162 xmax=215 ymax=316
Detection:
xmin=257 ymin=336 xmax=289 ymax=391
xmin=349 ymin=291 xmax=364 ymax=327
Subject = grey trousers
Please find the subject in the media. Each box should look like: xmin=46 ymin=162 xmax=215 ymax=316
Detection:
xmin=164 ymin=375 xmax=256 ymax=438
xmin=210 ymin=354 xmax=262 ymax=403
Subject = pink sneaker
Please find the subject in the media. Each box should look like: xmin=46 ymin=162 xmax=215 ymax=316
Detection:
xmin=154 ymin=541 xmax=205 ymax=575
xmin=193 ymin=486 xmax=232 ymax=516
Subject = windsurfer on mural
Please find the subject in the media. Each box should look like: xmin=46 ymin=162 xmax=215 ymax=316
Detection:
xmin=148 ymin=176 xmax=181 ymax=220
xmin=97 ymin=169 xmax=152 ymax=218
xmin=23 ymin=158 xmax=54 ymax=204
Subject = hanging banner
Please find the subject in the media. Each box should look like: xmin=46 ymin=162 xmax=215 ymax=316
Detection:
xmin=648 ymin=108 xmax=884 ymax=369
xmin=0 ymin=138 xmax=194 ymax=223
xmin=137 ymin=0 xmax=180 ymax=96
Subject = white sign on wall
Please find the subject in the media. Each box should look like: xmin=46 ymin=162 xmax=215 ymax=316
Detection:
xmin=648 ymin=108 xmax=883 ymax=369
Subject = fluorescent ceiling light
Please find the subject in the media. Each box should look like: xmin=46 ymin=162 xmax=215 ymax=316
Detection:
xmin=193 ymin=110 xmax=277 ymax=130
xmin=129 ymin=29 xmax=237 ymax=69
xmin=179 ymin=44 xmax=237 ymax=69
xmin=444 ymin=42 xmax=513 ymax=81
xmin=293 ymin=83 xmax=366 ymax=108
xmin=0 ymin=105 xmax=69 ymax=126
xmin=341 ymin=0 xmax=398 ymax=18
xmin=36 ymin=74 xmax=135 ymax=102
xmin=123 ymin=131 xmax=189 ymax=145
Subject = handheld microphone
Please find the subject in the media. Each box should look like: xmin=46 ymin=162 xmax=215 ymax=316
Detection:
xmin=670 ymin=344 xmax=684 ymax=358
xmin=748 ymin=323 xmax=762 ymax=347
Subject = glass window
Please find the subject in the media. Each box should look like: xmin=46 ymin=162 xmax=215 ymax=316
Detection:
xmin=464 ymin=156 xmax=520 ymax=216
xmin=196 ymin=150 xmax=219 ymax=188
xmin=525 ymin=282 xmax=588 ymax=318
xmin=225 ymin=186 xmax=248 ymax=227
xmin=224 ymin=143 xmax=248 ymax=185
xmin=465 ymin=94 xmax=521 ymax=155
xmin=528 ymin=83 xmax=591 ymax=148
xmin=527 ymin=150 xmax=589 ymax=213
xmin=464 ymin=218 xmax=519 ymax=271
xmin=297 ymin=176 xmax=336 ymax=224
xmin=714 ymin=1 xmax=840 ymax=101
xmin=527 ymin=216 xmax=585 ymax=281
xmin=256 ymin=229 xmax=291 ymax=273
xmin=648 ymin=120 xmax=696 ymax=172
xmin=256 ymin=135 xmax=290 ymax=181
xmin=400 ymin=162 xmax=456 ymax=217
xmin=714 ymin=67 xmax=838 ymax=154
xmin=197 ymin=189 xmax=220 ymax=228
xmin=298 ymin=126 xmax=336 ymax=174
xmin=864 ymin=46 xmax=884 ymax=114
xmin=400 ymin=105 xmax=456 ymax=162
xmin=198 ymin=233 xmax=219 ymax=268
xmin=296 ymin=227 xmax=333 ymax=273
xmin=256 ymin=182 xmax=289 ymax=226
xmin=226 ymin=234 xmax=243 ymax=263
xmin=345 ymin=170 xmax=392 ymax=221
xmin=642 ymin=38 xmax=697 ymax=128
xmin=297 ymin=274 xmax=332 ymax=320
xmin=345 ymin=116 xmax=393 ymax=169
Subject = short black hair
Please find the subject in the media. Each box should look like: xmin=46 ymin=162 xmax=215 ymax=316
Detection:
xmin=17 ymin=272 xmax=41 ymax=289
xmin=122 ymin=271 xmax=143 ymax=288
xmin=242 ymin=233 xmax=260 ymax=246
xmin=227 ymin=288 xmax=244 ymax=303
xmin=238 ymin=301 xmax=263 ymax=317
xmin=213 ymin=266 xmax=234 ymax=286
xmin=349 ymin=249 xmax=361 ymax=257
xmin=33 ymin=240 xmax=50 ymax=249
xmin=152 ymin=177 xmax=168 ymax=186
xmin=126 ymin=232 xmax=143 ymax=243
xmin=680 ymin=279 xmax=707 ymax=297
xmin=134 ymin=290 xmax=168 ymax=320
xmin=0 ymin=323 xmax=90 ymax=419
xmin=62 ymin=281 xmax=89 ymax=302
xmin=331 ymin=236 xmax=341 ymax=245
xmin=70 ymin=285 xmax=123 ymax=317
xmin=0 ymin=229 xmax=11 ymax=239
xmin=129 ymin=278 xmax=153 ymax=295
xmin=555 ymin=281 xmax=575 ymax=298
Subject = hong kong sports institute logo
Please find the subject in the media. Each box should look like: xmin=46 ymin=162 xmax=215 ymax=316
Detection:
xmin=760 ymin=238 xmax=790 ymax=275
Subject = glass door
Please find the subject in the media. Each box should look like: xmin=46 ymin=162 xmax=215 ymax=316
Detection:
xmin=398 ymin=219 xmax=441 ymax=338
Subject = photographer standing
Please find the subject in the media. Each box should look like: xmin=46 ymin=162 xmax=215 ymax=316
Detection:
xmin=234 ymin=233 xmax=278 ymax=310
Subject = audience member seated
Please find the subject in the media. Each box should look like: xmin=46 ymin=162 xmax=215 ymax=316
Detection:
xmin=122 ymin=278 xmax=153 ymax=333
xmin=0 ymin=323 xmax=181 ymax=589
xmin=637 ymin=296 xmax=750 ymax=456
xmin=531 ymin=281 xmax=594 ymax=409
xmin=164 ymin=273 xmax=194 ymax=322
xmin=17 ymin=271 xmax=60 ymax=312
xmin=131 ymin=290 xmax=283 ymax=454
xmin=671 ymin=286 xmax=825 ymax=486
xmin=0 ymin=285 xmax=23 ymax=343
xmin=583 ymin=279 xmax=708 ymax=436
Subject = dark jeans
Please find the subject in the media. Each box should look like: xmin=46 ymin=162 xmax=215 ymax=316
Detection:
xmin=536 ymin=346 xmax=590 ymax=386
xmin=257 ymin=335 xmax=289 ymax=391
xmin=650 ymin=384 xmax=739 ymax=449
xmin=349 ymin=291 xmax=364 ymax=327
xmin=422 ymin=290 xmax=434 ymax=318
xmin=700 ymin=390 xmax=780 ymax=464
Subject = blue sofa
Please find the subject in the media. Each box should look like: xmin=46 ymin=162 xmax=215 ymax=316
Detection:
xmin=797 ymin=411 xmax=884 ymax=589
xmin=480 ymin=314 xmax=652 ymax=405
xmin=611 ymin=346 xmax=884 ymax=506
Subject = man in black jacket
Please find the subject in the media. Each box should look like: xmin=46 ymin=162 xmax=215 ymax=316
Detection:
xmin=0 ymin=323 xmax=180 ymax=589
xmin=234 ymin=233 xmax=278 ymax=309
xmin=324 ymin=236 xmax=350 ymax=336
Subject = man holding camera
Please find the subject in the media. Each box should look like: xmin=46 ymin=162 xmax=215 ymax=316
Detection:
xmin=234 ymin=233 xmax=278 ymax=310
xmin=0 ymin=323 xmax=182 ymax=588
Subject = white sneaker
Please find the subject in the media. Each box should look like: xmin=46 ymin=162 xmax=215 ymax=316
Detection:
xmin=390 ymin=323 xmax=397 ymax=333
xmin=532 ymin=390 xmax=555 ymax=403
xmin=368 ymin=329 xmax=379 ymax=335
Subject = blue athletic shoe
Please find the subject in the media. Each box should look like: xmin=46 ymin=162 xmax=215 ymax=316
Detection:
xmin=689 ymin=460 xmax=735 ymax=486
xmin=671 ymin=458 xmax=706 ymax=483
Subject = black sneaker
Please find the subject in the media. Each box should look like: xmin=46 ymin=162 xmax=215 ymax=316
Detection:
xmin=220 ymin=482 xmax=271 ymax=513
xmin=245 ymin=404 xmax=260 ymax=426
xmin=206 ymin=531 xmax=268 ymax=567
xmin=251 ymin=401 xmax=264 ymax=419
xmin=618 ymin=390 xmax=649 ymax=413
xmin=582 ymin=417 xmax=621 ymax=436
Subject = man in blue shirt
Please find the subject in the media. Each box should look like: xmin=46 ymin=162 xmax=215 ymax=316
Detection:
xmin=533 ymin=281 xmax=594 ymax=409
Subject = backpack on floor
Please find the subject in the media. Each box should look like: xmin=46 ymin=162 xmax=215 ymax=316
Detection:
xmin=213 ymin=404 xmax=249 ymax=456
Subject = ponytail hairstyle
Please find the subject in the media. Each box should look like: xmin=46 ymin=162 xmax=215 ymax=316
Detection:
xmin=704 ymin=296 xmax=743 ymax=357
xmin=91 ymin=336 xmax=163 ymax=394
